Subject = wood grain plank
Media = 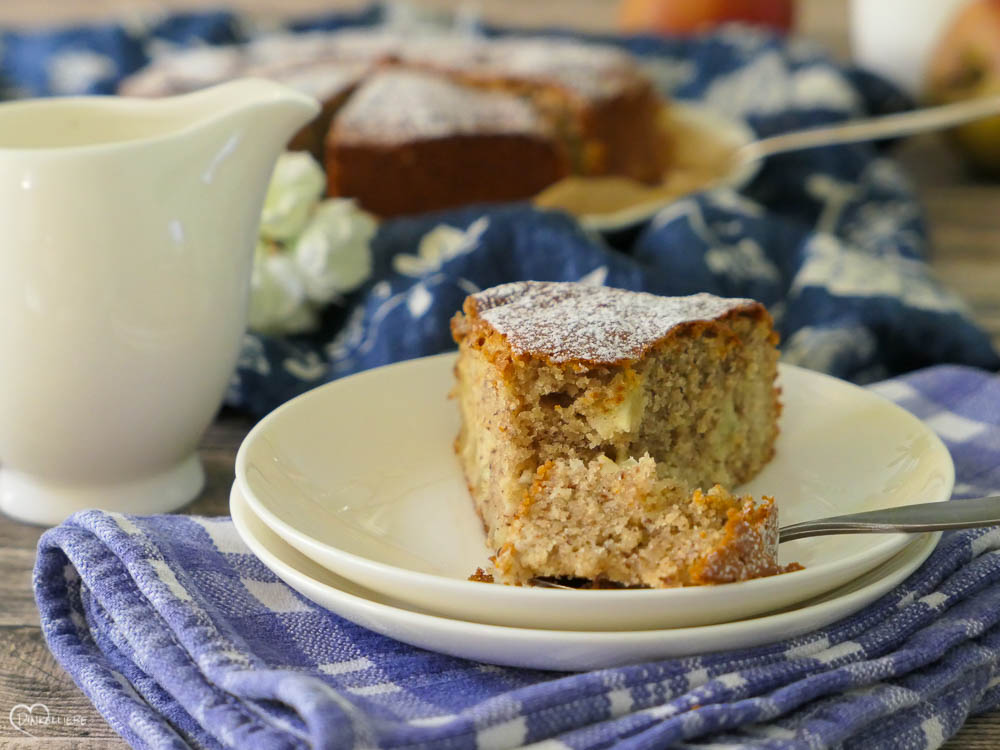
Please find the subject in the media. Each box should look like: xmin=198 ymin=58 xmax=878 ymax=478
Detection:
xmin=0 ymin=743 xmax=125 ymax=749
xmin=947 ymin=715 xmax=1000 ymax=749
xmin=0 ymin=521 xmax=43 ymax=551
xmin=0 ymin=550 xmax=40 ymax=628
xmin=0 ymin=0 xmax=622 ymax=31
xmin=0 ymin=627 xmax=124 ymax=745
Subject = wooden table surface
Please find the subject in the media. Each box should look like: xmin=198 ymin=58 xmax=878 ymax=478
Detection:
xmin=1 ymin=1 xmax=999 ymax=747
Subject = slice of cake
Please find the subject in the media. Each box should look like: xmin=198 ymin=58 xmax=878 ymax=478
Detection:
xmin=325 ymin=71 xmax=570 ymax=216
xmin=450 ymin=281 xmax=785 ymax=588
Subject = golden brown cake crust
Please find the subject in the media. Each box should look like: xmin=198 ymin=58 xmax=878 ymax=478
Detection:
xmin=687 ymin=491 xmax=801 ymax=585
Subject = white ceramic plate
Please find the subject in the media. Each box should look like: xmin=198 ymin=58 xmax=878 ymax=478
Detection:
xmin=231 ymin=483 xmax=940 ymax=671
xmin=235 ymin=353 xmax=954 ymax=631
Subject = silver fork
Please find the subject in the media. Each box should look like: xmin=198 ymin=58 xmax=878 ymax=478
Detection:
xmin=777 ymin=495 xmax=1000 ymax=542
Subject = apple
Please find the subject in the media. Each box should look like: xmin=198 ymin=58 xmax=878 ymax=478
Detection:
xmin=620 ymin=0 xmax=795 ymax=35
xmin=925 ymin=0 xmax=1000 ymax=177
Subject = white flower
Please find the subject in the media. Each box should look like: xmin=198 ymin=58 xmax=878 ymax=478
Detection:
xmin=259 ymin=152 xmax=326 ymax=242
xmin=248 ymin=243 xmax=316 ymax=335
xmin=293 ymin=199 xmax=376 ymax=302
xmin=249 ymin=152 xmax=379 ymax=335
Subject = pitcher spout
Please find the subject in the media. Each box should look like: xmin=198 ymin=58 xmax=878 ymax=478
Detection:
xmin=170 ymin=78 xmax=320 ymax=153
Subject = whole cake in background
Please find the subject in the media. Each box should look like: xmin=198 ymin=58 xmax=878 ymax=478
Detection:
xmin=450 ymin=281 xmax=793 ymax=588
xmin=119 ymin=29 xmax=670 ymax=216
xmin=325 ymin=69 xmax=570 ymax=216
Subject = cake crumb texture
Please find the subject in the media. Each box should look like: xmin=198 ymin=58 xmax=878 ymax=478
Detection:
xmin=499 ymin=457 xmax=791 ymax=587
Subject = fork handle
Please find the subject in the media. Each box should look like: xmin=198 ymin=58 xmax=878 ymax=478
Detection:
xmin=779 ymin=495 xmax=1000 ymax=543
xmin=739 ymin=94 xmax=1000 ymax=164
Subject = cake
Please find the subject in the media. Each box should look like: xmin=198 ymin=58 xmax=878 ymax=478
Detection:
xmin=397 ymin=35 xmax=668 ymax=182
xmin=325 ymin=70 xmax=570 ymax=217
xmin=450 ymin=281 xmax=786 ymax=588
xmin=118 ymin=29 xmax=671 ymax=215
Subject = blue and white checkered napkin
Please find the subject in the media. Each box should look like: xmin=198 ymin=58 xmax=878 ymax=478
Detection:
xmin=34 ymin=365 xmax=1000 ymax=750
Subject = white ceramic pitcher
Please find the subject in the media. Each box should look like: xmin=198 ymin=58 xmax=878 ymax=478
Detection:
xmin=0 ymin=79 xmax=319 ymax=525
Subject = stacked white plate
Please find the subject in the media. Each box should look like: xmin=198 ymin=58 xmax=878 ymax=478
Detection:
xmin=232 ymin=353 xmax=954 ymax=671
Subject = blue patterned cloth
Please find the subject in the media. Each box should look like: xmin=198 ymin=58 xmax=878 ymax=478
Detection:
xmin=34 ymin=364 xmax=1000 ymax=749
xmin=1 ymin=7 xmax=996 ymax=416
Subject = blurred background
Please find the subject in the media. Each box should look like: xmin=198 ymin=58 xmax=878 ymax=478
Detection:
xmin=0 ymin=0 xmax=994 ymax=391
xmin=4 ymin=0 xmax=985 ymax=334
xmin=0 ymin=0 xmax=996 ymax=371
xmin=0 ymin=0 xmax=823 ymax=36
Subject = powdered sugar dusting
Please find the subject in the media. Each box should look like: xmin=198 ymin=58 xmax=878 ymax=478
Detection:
xmin=334 ymin=70 xmax=547 ymax=144
xmin=485 ymin=38 xmax=642 ymax=100
xmin=473 ymin=281 xmax=758 ymax=363
xmin=321 ymin=31 xmax=642 ymax=100
xmin=120 ymin=29 xmax=645 ymax=102
xmin=250 ymin=60 xmax=369 ymax=101
xmin=400 ymin=35 xmax=641 ymax=100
